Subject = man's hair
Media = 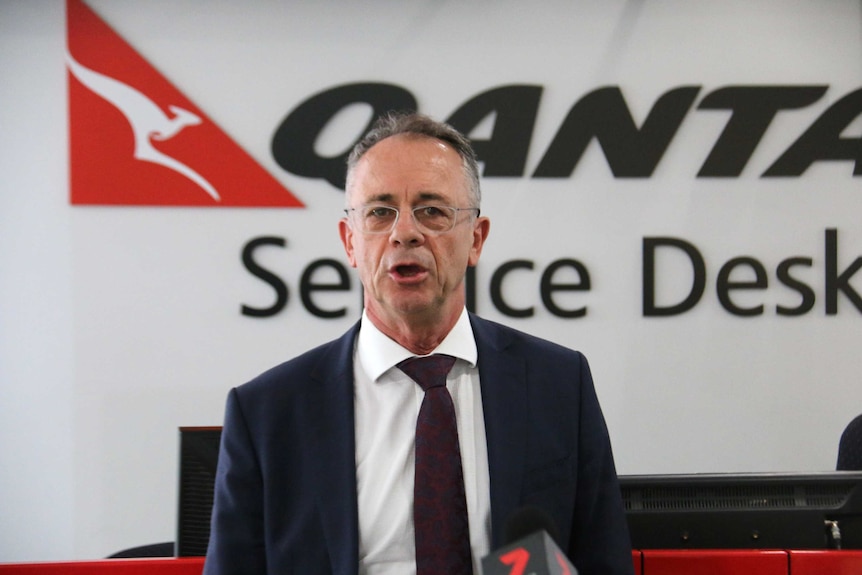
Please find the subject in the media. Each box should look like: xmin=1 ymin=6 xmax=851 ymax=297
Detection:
xmin=345 ymin=111 xmax=481 ymax=207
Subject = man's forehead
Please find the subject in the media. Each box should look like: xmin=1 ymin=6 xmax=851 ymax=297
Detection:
xmin=361 ymin=134 xmax=457 ymax=165
xmin=350 ymin=136 xmax=466 ymax=202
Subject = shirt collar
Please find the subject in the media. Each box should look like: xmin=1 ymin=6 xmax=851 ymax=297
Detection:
xmin=357 ymin=308 xmax=477 ymax=382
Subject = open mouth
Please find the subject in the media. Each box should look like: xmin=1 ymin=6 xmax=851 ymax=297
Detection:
xmin=395 ymin=264 xmax=424 ymax=278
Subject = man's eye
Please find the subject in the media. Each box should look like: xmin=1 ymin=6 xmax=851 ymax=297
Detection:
xmin=367 ymin=207 xmax=395 ymax=218
xmin=419 ymin=206 xmax=444 ymax=217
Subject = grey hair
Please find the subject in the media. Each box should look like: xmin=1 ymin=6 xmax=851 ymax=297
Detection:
xmin=344 ymin=112 xmax=481 ymax=207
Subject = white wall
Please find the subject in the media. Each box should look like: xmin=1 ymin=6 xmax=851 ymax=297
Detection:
xmin=1 ymin=2 xmax=76 ymax=561
xmin=2 ymin=0 xmax=862 ymax=562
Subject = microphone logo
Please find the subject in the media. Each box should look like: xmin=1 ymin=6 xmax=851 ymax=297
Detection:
xmin=499 ymin=547 xmax=530 ymax=575
xmin=482 ymin=507 xmax=577 ymax=575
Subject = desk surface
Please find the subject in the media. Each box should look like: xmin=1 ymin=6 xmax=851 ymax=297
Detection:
xmin=0 ymin=558 xmax=205 ymax=575
xmin=1 ymin=551 xmax=862 ymax=575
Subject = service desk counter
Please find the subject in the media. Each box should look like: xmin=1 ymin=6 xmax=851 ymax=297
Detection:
xmin=0 ymin=558 xmax=205 ymax=575
xmin=1 ymin=550 xmax=862 ymax=574
xmin=639 ymin=549 xmax=862 ymax=575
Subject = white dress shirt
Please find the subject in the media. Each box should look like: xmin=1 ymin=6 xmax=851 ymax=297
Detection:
xmin=354 ymin=308 xmax=492 ymax=575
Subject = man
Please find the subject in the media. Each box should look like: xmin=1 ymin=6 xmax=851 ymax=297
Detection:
xmin=204 ymin=113 xmax=633 ymax=575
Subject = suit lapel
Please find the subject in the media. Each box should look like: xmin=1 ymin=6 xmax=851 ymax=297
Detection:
xmin=470 ymin=315 xmax=529 ymax=548
xmin=307 ymin=323 xmax=361 ymax=575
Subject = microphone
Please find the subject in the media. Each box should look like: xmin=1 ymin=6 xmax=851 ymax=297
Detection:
xmin=481 ymin=506 xmax=578 ymax=575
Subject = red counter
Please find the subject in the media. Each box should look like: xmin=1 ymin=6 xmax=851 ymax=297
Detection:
xmin=789 ymin=550 xmax=862 ymax=575
xmin=1 ymin=551 xmax=861 ymax=574
xmin=0 ymin=558 xmax=205 ymax=575
xmin=641 ymin=550 xmax=787 ymax=575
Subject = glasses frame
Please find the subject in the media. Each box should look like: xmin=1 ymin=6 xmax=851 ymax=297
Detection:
xmin=344 ymin=204 xmax=481 ymax=235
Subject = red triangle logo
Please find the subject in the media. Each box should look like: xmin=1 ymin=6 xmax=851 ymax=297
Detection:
xmin=66 ymin=0 xmax=303 ymax=207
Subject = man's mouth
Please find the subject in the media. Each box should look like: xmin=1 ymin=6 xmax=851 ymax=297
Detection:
xmin=395 ymin=264 xmax=424 ymax=278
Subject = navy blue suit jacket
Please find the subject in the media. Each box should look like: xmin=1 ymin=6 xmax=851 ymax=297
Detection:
xmin=204 ymin=314 xmax=633 ymax=575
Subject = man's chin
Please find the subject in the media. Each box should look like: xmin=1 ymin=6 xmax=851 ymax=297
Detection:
xmin=378 ymin=292 xmax=443 ymax=319
xmin=392 ymin=299 xmax=438 ymax=318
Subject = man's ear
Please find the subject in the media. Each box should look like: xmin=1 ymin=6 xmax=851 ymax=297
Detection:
xmin=338 ymin=218 xmax=358 ymax=268
xmin=468 ymin=216 xmax=490 ymax=267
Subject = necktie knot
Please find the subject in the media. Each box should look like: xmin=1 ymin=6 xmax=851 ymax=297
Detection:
xmin=397 ymin=354 xmax=457 ymax=392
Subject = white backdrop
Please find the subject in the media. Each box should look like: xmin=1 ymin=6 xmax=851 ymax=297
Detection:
xmin=2 ymin=0 xmax=862 ymax=562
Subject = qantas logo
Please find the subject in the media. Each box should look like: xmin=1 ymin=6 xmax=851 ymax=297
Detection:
xmin=66 ymin=53 xmax=221 ymax=202
xmin=68 ymin=0 xmax=862 ymax=204
xmin=66 ymin=0 xmax=303 ymax=207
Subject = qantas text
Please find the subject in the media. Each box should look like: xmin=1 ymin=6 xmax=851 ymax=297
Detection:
xmin=270 ymin=83 xmax=862 ymax=189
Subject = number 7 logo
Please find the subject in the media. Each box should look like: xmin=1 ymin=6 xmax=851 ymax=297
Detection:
xmin=499 ymin=548 xmax=530 ymax=575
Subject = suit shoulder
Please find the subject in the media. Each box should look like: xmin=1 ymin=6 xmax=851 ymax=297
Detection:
xmin=470 ymin=314 xmax=586 ymax=362
xmin=235 ymin=325 xmax=356 ymax=399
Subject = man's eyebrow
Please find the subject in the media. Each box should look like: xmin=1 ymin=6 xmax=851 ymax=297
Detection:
xmin=416 ymin=191 xmax=447 ymax=203
xmin=364 ymin=193 xmax=396 ymax=204
xmin=362 ymin=191 xmax=449 ymax=204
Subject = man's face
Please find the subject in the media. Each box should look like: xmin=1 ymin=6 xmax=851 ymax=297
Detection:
xmin=339 ymin=134 xmax=490 ymax=328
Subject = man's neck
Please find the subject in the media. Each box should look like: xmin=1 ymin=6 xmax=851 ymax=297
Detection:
xmin=365 ymin=306 xmax=463 ymax=356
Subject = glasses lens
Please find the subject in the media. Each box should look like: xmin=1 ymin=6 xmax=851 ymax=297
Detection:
xmin=413 ymin=206 xmax=456 ymax=232
xmin=360 ymin=206 xmax=398 ymax=233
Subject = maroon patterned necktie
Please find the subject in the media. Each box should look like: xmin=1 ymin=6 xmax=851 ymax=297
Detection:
xmin=398 ymin=354 xmax=473 ymax=575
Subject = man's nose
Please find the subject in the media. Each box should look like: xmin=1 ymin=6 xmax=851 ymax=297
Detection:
xmin=389 ymin=209 xmax=424 ymax=244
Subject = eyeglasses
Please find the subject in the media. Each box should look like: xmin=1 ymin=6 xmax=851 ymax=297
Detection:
xmin=344 ymin=205 xmax=480 ymax=234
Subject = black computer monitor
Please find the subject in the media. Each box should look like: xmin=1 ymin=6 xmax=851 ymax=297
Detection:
xmin=177 ymin=426 xmax=222 ymax=557
xmin=619 ymin=471 xmax=862 ymax=550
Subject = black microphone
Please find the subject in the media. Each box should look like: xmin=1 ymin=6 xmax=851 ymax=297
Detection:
xmin=482 ymin=506 xmax=578 ymax=575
